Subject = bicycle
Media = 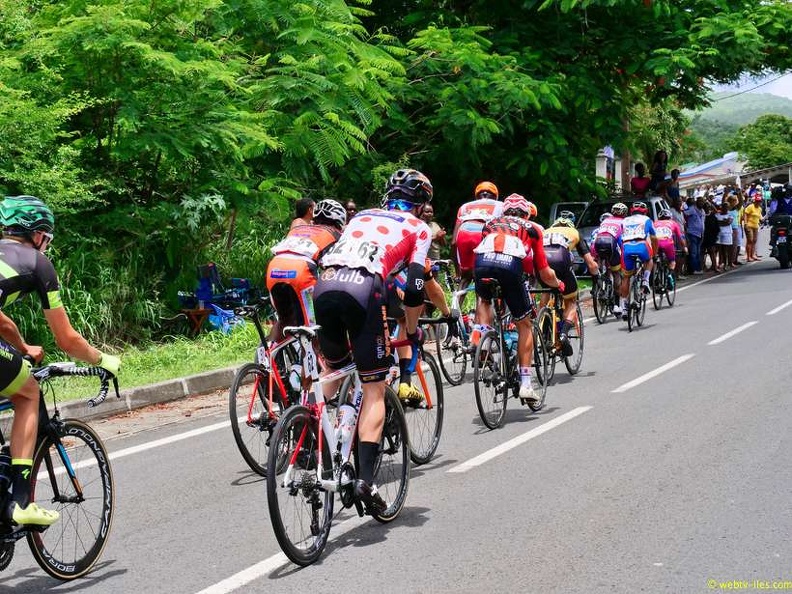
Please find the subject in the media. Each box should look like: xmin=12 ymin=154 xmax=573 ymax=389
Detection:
xmin=591 ymin=261 xmax=617 ymax=324
xmin=472 ymin=278 xmax=550 ymax=429
xmin=0 ymin=362 xmax=118 ymax=580
xmin=266 ymin=325 xmax=410 ymax=566
xmin=427 ymin=259 xmax=476 ymax=386
xmin=625 ymin=255 xmax=648 ymax=332
xmin=651 ymin=252 xmax=677 ymax=310
xmin=534 ymin=287 xmax=584 ymax=381
xmin=228 ymin=299 xmax=303 ymax=476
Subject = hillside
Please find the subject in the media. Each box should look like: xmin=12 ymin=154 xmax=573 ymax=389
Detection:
xmin=690 ymin=92 xmax=792 ymax=126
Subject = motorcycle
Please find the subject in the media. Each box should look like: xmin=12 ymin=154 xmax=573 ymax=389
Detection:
xmin=769 ymin=214 xmax=792 ymax=269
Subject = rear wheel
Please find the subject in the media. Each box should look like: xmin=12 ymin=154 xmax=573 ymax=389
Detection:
xmin=627 ymin=277 xmax=636 ymax=332
xmin=635 ymin=277 xmax=647 ymax=327
xmin=403 ymin=352 xmax=444 ymax=465
xmin=592 ymin=277 xmax=609 ymax=324
xmin=267 ymin=405 xmax=333 ymax=566
xmin=229 ymin=363 xmax=284 ymax=476
xmin=652 ymin=266 xmax=664 ymax=310
xmin=370 ymin=388 xmax=410 ymax=523
xmin=528 ymin=323 xmax=549 ymax=412
xmin=29 ymin=420 xmax=114 ymax=580
xmin=535 ymin=307 xmax=557 ymax=383
xmin=473 ymin=330 xmax=507 ymax=429
xmin=666 ymin=269 xmax=677 ymax=306
xmin=563 ymin=301 xmax=584 ymax=375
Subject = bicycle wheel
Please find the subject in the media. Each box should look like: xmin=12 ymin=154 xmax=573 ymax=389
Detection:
xmin=635 ymin=278 xmax=647 ymax=327
xmin=229 ymin=363 xmax=284 ymax=476
xmin=28 ymin=420 xmax=114 ymax=580
xmin=473 ymin=330 xmax=508 ymax=429
xmin=267 ymin=405 xmax=334 ymax=566
xmin=370 ymin=387 xmax=410 ymax=523
xmin=529 ymin=322 xmax=549 ymax=412
xmin=403 ymin=352 xmax=444 ymax=465
xmin=627 ymin=277 xmax=636 ymax=332
xmin=564 ymin=301 xmax=585 ymax=375
xmin=592 ymin=278 xmax=608 ymax=324
xmin=535 ymin=307 xmax=557 ymax=383
xmin=652 ymin=266 xmax=664 ymax=310
xmin=666 ymin=269 xmax=677 ymax=307
xmin=435 ymin=317 xmax=468 ymax=386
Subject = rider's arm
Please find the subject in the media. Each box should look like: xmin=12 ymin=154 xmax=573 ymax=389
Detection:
xmin=43 ymin=307 xmax=102 ymax=365
xmin=0 ymin=311 xmax=42 ymax=361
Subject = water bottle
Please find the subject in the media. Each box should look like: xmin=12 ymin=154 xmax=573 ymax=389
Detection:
xmin=504 ymin=330 xmax=518 ymax=357
xmin=288 ymin=364 xmax=301 ymax=391
xmin=336 ymin=404 xmax=357 ymax=446
xmin=0 ymin=445 xmax=11 ymax=504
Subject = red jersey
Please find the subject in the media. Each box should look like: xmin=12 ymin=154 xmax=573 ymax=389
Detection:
xmin=474 ymin=215 xmax=548 ymax=275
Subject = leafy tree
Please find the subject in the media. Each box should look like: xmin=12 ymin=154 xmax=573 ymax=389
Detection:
xmin=732 ymin=114 xmax=792 ymax=170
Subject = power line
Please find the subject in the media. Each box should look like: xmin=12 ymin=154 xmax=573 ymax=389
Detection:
xmin=712 ymin=72 xmax=789 ymax=101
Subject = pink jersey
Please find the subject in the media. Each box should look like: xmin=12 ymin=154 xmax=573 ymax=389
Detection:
xmin=654 ymin=219 xmax=682 ymax=246
xmin=455 ymin=198 xmax=503 ymax=226
xmin=597 ymin=215 xmax=624 ymax=239
xmin=320 ymin=208 xmax=431 ymax=277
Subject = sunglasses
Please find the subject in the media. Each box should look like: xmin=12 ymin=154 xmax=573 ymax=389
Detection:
xmin=387 ymin=199 xmax=416 ymax=212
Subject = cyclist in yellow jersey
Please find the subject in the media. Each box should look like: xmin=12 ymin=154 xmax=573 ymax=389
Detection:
xmin=541 ymin=212 xmax=598 ymax=355
xmin=0 ymin=196 xmax=120 ymax=527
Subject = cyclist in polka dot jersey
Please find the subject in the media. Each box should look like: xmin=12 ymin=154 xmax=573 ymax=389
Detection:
xmin=314 ymin=169 xmax=433 ymax=515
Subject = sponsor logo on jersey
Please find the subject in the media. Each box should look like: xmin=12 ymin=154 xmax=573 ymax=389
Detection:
xmin=270 ymin=269 xmax=298 ymax=279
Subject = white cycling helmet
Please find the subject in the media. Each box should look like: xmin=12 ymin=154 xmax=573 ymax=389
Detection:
xmin=313 ymin=199 xmax=347 ymax=228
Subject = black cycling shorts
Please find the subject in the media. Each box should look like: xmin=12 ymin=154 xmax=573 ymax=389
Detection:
xmin=594 ymin=235 xmax=621 ymax=269
xmin=313 ymin=267 xmax=391 ymax=382
xmin=473 ymin=253 xmax=533 ymax=321
xmin=544 ymin=247 xmax=578 ymax=297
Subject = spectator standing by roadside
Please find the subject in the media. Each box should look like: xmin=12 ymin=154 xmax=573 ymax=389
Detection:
xmin=683 ymin=196 xmax=705 ymax=275
xmin=715 ymin=202 xmax=734 ymax=271
xmin=742 ymin=195 xmax=763 ymax=261
xmin=703 ymin=203 xmax=720 ymax=271
xmin=631 ymin=162 xmax=651 ymax=198
xmin=670 ymin=197 xmax=687 ymax=276
xmin=649 ymin=150 xmax=669 ymax=195
xmin=421 ymin=203 xmax=447 ymax=260
xmin=290 ymin=197 xmax=315 ymax=229
xmin=666 ymin=168 xmax=681 ymax=203
xmin=726 ymin=194 xmax=741 ymax=265
xmin=345 ymin=200 xmax=358 ymax=221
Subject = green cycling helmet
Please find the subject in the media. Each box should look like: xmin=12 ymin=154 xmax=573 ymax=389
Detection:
xmin=0 ymin=195 xmax=55 ymax=233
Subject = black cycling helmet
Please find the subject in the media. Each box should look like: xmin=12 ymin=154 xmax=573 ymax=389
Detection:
xmin=384 ymin=169 xmax=433 ymax=204
xmin=0 ymin=195 xmax=55 ymax=233
xmin=558 ymin=210 xmax=576 ymax=224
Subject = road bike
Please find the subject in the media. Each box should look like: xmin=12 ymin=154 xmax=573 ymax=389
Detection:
xmin=651 ymin=252 xmax=677 ymax=310
xmin=591 ymin=261 xmax=617 ymax=324
xmin=472 ymin=278 xmax=550 ymax=429
xmin=0 ymin=362 xmax=118 ymax=580
xmin=228 ymin=299 xmax=302 ymax=476
xmin=626 ymin=255 xmax=648 ymax=332
xmin=428 ymin=259 xmax=476 ymax=386
xmin=535 ymin=287 xmax=585 ymax=381
xmin=266 ymin=325 xmax=410 ymax=566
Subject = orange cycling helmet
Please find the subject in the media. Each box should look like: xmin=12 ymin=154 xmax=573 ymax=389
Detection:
xmin=474 ymin=181 xmax=499 ymax=199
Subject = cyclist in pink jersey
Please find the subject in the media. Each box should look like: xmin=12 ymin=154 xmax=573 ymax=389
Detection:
xmin=592 ymin=202 xmax=627 ymax=315
xmin=314 ymin=169 xmax=432 ymax=514
xmin=451 ymin=181 xmax=503 ymax=288
xmin=654 ymin=208 xmax=687 ymax=277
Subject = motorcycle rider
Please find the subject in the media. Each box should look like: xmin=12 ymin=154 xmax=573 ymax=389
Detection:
xmin=764 ymin=184 xmax=792 ymax=255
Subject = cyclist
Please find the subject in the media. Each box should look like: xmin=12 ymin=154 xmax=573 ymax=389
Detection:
xmin=265 ymin=199 xmax=347 ymax=341
xmin=541 ymin=212 xmax=598 ymax=355
xmin=0 ymin=195 xmax=120 ymax=527
xmin=451 ymin=181 xmax=503 ymax=290
xmin=592 ymin=202 xmax=627 ymax=315
xmin=473 ymin=193 xmax=564 ymax=404
xmin=618 ymin=201 xmax=658 ymax=320
xmin=654 ymin=208 xmax=687 ymax=280
xmin=314 ymin=169 xmax=432 ymax=513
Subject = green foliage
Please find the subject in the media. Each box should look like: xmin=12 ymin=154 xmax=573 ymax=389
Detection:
xmin=733 ymin=114 xmax=792 ymax=170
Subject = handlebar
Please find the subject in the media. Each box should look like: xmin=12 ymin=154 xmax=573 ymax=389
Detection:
xmin=32 ymin=362 xmax=120 ymax=408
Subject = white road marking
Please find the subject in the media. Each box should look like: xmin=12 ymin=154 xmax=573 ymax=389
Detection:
xmin=447 ymin=406 xmax=592 ymax=473
xmin=107 ymin=419 xmax=231 ymax=462
xmin=767 ymin=298 xmax=792 ymax=316
xmin=707 ymin=321 xmax=758 ymax=345
xmin=611 ymin=354 xmax=695 ymax=393
xmin=194 ymin=514 xmax=368 ymax=594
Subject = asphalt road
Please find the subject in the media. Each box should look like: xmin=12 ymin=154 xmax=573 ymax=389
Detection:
xmin=3 ymin=254 xmax=792 ymax=594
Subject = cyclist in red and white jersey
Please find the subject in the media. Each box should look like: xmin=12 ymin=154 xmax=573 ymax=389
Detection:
xmin=451 ymin=181 xmax=503 ymax=288
xmin=473 ymin=193 xmax=564 ymax=404
xmin=314 ymin=169 xmax=432 ymax=514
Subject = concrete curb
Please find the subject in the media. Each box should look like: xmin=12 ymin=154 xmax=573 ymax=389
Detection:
xmin=58 ymin=365 xmax=241 ymax=422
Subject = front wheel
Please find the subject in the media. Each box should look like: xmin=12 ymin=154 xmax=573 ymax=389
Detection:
xmin=28 ymin=419 xmax=115 ymax=580
xmin=435 ymin=318 xmax=468 ymax=386
xmin=403 ymin=352 xmax=444 ymax=465
xmin=267 ymin=405 xmax=333 ymax=566
xmin=473 ymin=330 xmax=507 ymax=429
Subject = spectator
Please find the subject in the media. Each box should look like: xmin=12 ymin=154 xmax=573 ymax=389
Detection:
xmin=630 ymin=162 xmax=651 ymax=198
xmin=683 ymin=196 xmax=705 ymax=275
xmin=726 ymin=194 xmax=741 ymax=266
xmin=290 ymin=197 xmax=315 ymax=229
xmin=715 ymin=202 xmax=734 ymax=272
xmin=649 ymin=150 xmax=669 ymax=195
xmin=703 ymin=203 xmax=720 ymax=272
xmin=666 ymin=168 xmax=681 ymax=203
xmin=670 ymin=197 xmax=687 ymax=277
xmin=742 ymin=195 xmax=763 ymax=261
xmin=421 ymin=203 xmax=446 ymax=261
xmin=345 ymin=200 xmax=358 ymax=220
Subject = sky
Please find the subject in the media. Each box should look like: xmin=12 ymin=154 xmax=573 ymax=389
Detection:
xmin=712 ymin=71 xmax=792 ymax=100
